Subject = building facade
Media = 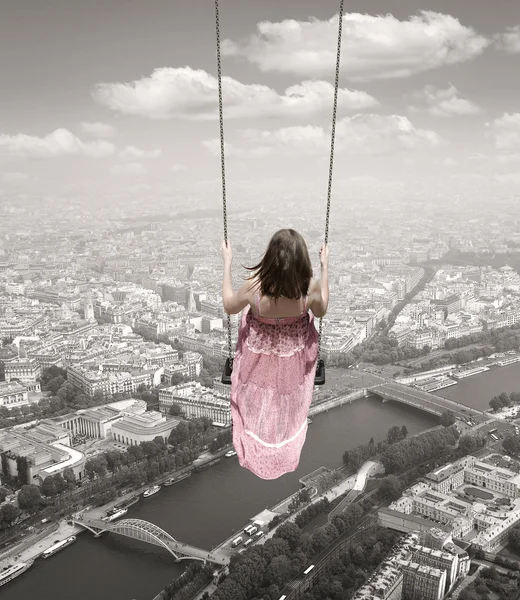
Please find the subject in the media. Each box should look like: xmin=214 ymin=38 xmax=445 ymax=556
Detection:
xmin=0 ymin=381 xmax=29 ymax=408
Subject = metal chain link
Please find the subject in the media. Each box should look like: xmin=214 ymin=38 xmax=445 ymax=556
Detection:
xmin=214 ymin=0 xmax=233 ymax=363
xmin=318 ymin=0 xmax=344 ymax=364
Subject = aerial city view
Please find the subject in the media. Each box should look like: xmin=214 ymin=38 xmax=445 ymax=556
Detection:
xmin=1 ymin=1 xmax=520 ymax=599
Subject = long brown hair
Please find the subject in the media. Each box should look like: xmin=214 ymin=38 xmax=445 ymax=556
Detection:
xmin=241 ymin=229 xmax=313 ymax=300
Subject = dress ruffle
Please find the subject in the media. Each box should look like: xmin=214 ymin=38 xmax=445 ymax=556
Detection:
xmin=230 ymin=304 xmax=318 ymax=480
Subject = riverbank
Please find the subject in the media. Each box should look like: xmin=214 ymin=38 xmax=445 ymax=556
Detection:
xmin=5 ymin=386 xmax=439 ymax=600
xmin=0 ymin=519 xmax=82 ymax=570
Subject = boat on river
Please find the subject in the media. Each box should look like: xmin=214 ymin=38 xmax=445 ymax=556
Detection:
xmin=164 ymin=472 xmax=192 ymax=486
xmin=143 ymin=485 xmax=161 ymax=498
xmin=0 ymin=560 xmax=34 ymax=586
xmin=115 ymin=495 xmax=139 ymax=510
xmin=42 ymin=536 xmax=77 ymax=559
xmin=102 ymin=507 xmax=128 ymax=522
xmin=193 ymin=457 xmax=222 ymax=472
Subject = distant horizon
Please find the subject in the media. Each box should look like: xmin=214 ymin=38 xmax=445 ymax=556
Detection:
xmin=1 ymin=0 xmax=520 ymax=200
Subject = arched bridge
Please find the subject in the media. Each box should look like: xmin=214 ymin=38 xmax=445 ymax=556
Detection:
xmin=72 ymin=517 xmax=231 ymax=566
xmin=368 ymin=381 xmax=486 ymax=418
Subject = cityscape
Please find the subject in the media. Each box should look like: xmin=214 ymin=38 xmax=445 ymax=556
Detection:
xmin=1 ymin=1 xmax=520 ymax=599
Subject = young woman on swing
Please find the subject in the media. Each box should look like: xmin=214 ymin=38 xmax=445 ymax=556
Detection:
xmin=221 ymin=230 xmax=329 ymax=479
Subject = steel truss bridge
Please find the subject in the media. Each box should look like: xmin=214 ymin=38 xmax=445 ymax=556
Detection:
xmin=72 ymin=517 xmax=231 ymax=565
xmin=368 ymin=381 xmax=486 ymax=418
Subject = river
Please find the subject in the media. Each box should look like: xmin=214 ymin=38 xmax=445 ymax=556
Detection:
xmin=7 ymin=362 xmax=520 ymax=600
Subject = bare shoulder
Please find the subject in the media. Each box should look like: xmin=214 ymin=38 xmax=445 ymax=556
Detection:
xmin=243 ymin=276 xmax=260 ymax=301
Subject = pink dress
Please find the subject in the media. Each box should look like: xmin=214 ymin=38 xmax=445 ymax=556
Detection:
xmin=230 ymin=289 xmax=319 ymax=480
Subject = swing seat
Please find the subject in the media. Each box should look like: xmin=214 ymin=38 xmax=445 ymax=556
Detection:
xmin=221 ymin=358 xmax=233 ymax=385
xmin=314 ymin=359 xmax=326 ymax=386
xmin=221 ymin=357 xmax=326 ymax=386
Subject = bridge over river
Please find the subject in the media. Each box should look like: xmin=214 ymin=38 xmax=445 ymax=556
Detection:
xmin=368 ymin=381 xmax=487 ymax=418
xmin=72 ymin=517 xmax=231 ymax=566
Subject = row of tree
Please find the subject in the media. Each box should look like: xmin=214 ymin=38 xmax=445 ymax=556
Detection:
xmin=5 ymin=417 xmax=232 ymax=524
xmin=459 ymin=566 xmax=519 ymax=600
xmin=161 ymin=563 xmax=214 ymax=600
xmin=342 ymin=425 xmax=408 ymax=472
xmin=210 ymin=495 xmax=398 ymax=600
xmin=381 ymin=426 xmax=459 ymax=474
xmin=204 ymin=421 xmax=472 ymax=600
xmin=336 ymin=334 xmax=430 ymax=368
xmin=489 ymin=391 xmax=520 ymax=412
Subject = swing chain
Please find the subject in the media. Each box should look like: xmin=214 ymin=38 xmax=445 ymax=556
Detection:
xmin=215 ymin=0 xmax=344 ymax=370
xmin=318 ymin=0 xmax=344 ymax=364
xmin=215 ymin=0 xmax=233 ymax=364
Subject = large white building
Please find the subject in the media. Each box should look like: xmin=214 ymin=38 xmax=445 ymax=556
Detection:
xmin=4 ymin=358 xmax=41 ymax=388
xmin=0 ymin=381 xmax=29 ymax=408
xmin=112 ymin=411 xmax=180 ymax=446
xmin=67 ymin=364 xmax=154 ymax=398
xmin=352 ymin=531 xmax=470 ymax=600
xmin=159 ymin=381 xmax=231 ymax=425
xmin=53 ymin=399 xmax=180 ymax=445
xmin=0 ymin=422 xmax=86 ymax=482
xmin=380 ymin=455 xmax=520 ymax=552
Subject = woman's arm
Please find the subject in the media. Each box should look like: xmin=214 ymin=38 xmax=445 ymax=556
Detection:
xmin=309 ymin=269 xmax=329 ymax=318
xmin=222 ymin=264 xmax=251 ymax=314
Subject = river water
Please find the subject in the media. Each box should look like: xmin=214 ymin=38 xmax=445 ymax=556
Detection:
xmin=7 ymin=363 xmax=520 ymax=600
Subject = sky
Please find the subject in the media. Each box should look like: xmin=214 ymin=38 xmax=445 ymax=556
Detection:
xmin=0 ymin=0 xmax=520 ymax=200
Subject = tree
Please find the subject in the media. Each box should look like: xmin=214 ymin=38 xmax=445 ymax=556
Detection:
xmin=84 ymin=455 xmax=108 ymax=480
xmin=275 ymin=521 xmax=302 ymax=551
xmin=509 ymin=526 xmax=520 ymax=552
xmin=458 ymin=434 xmax=482 ymax=455
xmin=41 ymin=476 xmax=57 ymax=498
xmin=153 ymin=436 xmax=166 ymax=448
xmin=46 ymin=375 xmax=65 ymax=395
xmin=0 ymin=504 xmax=18 ymax=529
xmin=17 ymin=484 xmax=43 ymax=513
xmin=378 ymin=475 xmax=403 ymax=502
xmin=490 ymin=397 xmax=503 ymax=412
xmin=141 ymin=441 xmax=160 ymax=459
xmin=440 ymin=410 xmax=456 ymax=428
xmin=63 ymin=467 xmax=76 ymax=488
xmin=266 ymin=555 xmax=293 ymax=589
xmin=105 ymin=450 xmax=123 ymax=473
xmin=52 ymin=473 xmax=67 ymax=495
xmin=169 ymin=403 xmax=182 ymax=416
xmin=503 ymin=436 xmax=520 ymax=456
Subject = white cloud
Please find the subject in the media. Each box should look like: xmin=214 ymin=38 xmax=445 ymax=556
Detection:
xmin=496 ymin=153 xmax=520 ymax=163
xmin=93 ymin=67 xmax=378 ymax=119
xmin=0 ymin=172 xmax=29 ymax=183
xmin=80 ymin=121 xmax=116 ymax=138
xmin=488 ymin=113 xmax=520 ymax=150
xmin=495 ymin=25 xmax=520 ymax=54
xmin=0 ymin=128 xmax=115 ymax=158
xmin=495 ymin=173 xmax=520 ymax=184
xmin=118 ymin=145 xmax=162 ymax=159
xmin=171 ymin=164 xmax=187 ymax=173
xmin=222 ymin=11 xmax=489 ymax=81
xmin=407 ymin=85 xmax=482 ymax=117
xmin=443 ymin=157 xmax=458 ymax=167
xmin=203 ymin=114 xmax=442 ymax=157
xmin=111 ymin=162 xmax=147 ymax=176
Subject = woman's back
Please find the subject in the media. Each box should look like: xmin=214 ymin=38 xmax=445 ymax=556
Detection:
xmin=250 ymin=277 xmax=320 ymax=319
